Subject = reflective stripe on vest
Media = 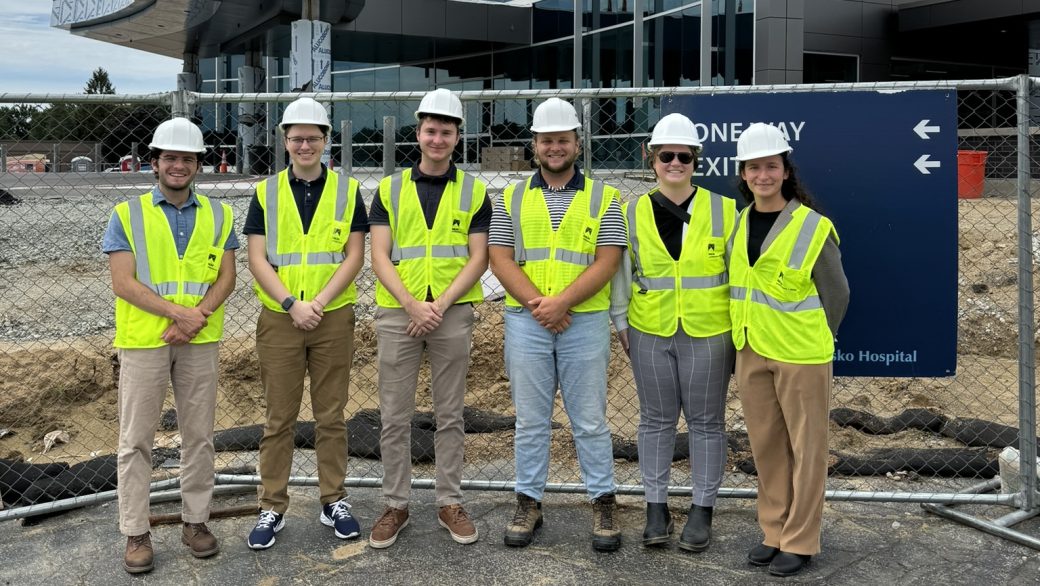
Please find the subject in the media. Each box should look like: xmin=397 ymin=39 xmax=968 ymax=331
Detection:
xmin=730 ymin=285 xmax=823 ymax=312
xmin=263 ymin=175 xmax=349 ymax=268
xmin=127 ymin=196 xmax=223 ymax=299
xmin=511 ymin=178 xmax=605 ymax=266
xmin=389 ymin=171 xmax=477 ymax=263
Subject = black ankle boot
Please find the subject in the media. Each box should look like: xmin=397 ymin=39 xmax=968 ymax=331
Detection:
xmin=678 ymin=505 xmax=713 ymax=552
xmin=769 ymin=552 xmax=812 ymax=577
xmin=641 ymin=503 xmax=673 ymax=546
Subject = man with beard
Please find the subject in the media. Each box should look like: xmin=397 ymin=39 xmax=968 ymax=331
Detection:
xmin=488 ymin=98 xmax=626 ymax=552
xmin=102 ymin=118 xmax=237 ymax=573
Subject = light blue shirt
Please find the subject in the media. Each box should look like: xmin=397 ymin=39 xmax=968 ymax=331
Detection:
xmin=102 ymin=187 xmax=239 ymax=257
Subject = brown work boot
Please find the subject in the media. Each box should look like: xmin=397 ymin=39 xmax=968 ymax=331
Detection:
xmin=591 ymin=493 xmax=621 ymax=552
xmin=438 ymin=504 xmax=479 ymax=545
xmin=123 ymin=532 xmax=154 ymax=574
xmin=369 ymin=506 xmax=409 ymax=549
xmin=182 ymin=522 xmax=220 ymax=558
xmin=503 ymin=493 xmax=542 ymax=547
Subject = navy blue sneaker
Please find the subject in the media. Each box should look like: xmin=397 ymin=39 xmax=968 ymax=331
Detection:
xmin=247 ymin=510 xmax=284 ymax=550
xmin=321 ymin=498 xmax=361 ymax=539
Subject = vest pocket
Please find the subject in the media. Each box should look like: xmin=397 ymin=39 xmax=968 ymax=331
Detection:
xmin=329 ymin=220 xmax=348 ymax=249
xmin=770 ymin=266 xmax=811 ymax=300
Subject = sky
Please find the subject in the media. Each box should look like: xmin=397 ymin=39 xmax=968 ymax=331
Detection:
xmin=0 ymin=1 xmax=182 ymax=94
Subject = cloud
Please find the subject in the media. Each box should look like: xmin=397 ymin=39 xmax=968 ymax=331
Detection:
xmin=0 ymin=0 xmax=181 ymax=94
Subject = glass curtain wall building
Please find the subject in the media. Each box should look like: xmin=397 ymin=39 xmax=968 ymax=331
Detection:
xmin=199 ymin=1 xmax=753 ymax=169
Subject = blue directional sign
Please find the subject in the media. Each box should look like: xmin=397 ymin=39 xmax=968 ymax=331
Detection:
xmin=666 ymin=91 xmax=958 ymax=376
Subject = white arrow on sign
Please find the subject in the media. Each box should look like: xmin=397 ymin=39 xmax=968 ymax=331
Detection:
xmin=914 ymin=154 xmax=941 ymax=174
xmin=914 ymin=119 xmax=940 ymax=139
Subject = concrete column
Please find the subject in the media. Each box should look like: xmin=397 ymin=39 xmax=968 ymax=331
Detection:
xmin=754 ymin=0 xmax=803 ymax=85
xmin=177 ymin=52 xmax=200 ymax=93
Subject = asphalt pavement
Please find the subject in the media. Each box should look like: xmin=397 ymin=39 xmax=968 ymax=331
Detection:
xmin=1 ymin=485 xmax=1038 ymax=585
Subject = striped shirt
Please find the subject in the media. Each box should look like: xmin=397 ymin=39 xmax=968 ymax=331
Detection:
xmin=488 ymin=169 xmax=627 ymax=248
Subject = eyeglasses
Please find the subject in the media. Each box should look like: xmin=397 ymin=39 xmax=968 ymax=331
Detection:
xmin=657 ymin=151 xmax=695 ymax=165
xmin=286 ymin=136 xmax=325 ymax=146
xmin=158 ymin=155 xmax=198 ymax=165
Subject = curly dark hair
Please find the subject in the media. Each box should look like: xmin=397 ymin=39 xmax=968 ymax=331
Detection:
xmin=736 ymin=152 xmax=822 ymax=212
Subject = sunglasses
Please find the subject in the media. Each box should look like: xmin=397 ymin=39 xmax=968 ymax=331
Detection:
xmin=657 ymin=151 xmax=695 ymax=165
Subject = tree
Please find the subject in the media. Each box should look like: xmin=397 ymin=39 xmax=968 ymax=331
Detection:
xmin=84 ymin=68 xmax=115 ymax=95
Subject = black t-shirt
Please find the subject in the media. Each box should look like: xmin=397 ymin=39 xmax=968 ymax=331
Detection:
xmin=747 ymin=206 xmax=782 ymax=266
xmin=243 ymin=164 xmax=370 ymax=235
xmin=368 ymin=163 xmax=492 ymax=233
xmin=649 ymin=190 xmax=696 ymax=261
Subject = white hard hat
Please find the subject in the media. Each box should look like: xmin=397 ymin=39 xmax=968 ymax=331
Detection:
xmin=736 ymin=123 xmax=793 ymax=161
xmin=649 ymin=113 xmax=702 ymax=148
xmin=531 ymin=98 xmax=581 ymax=133
xmin=149 ymin=118 xmax=205 ymax=153
xmin=415 ymin=88 xmax=464 ymax=128
xmin=280 ymin=97 xmax=330 ymax=130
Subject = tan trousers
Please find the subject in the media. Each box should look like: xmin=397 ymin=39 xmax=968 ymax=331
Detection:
xmin=256 ymin=305 xmax=354 ymax=513
xmin=736 ymin=345 xmax=832 ymax=555
xmin=374 ymin=304 xmax=474 ymax=508
xmin=117 ymin=343 xmax=218 ymax=536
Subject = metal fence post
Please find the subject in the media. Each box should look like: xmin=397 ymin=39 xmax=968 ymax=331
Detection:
xmin=94 ymin=142 xmax=102 ymax=172
xmin=52 ymin=144 xmax=59 ymax=173
xmin=1 ymin=144 xmax=6 ymax=174
xmin=1016 ymin=73 xmax=1038 ymax=511
xmin=582 ymin=98 xmax=593 ymax=177
xmin=340 ymin=119 xmax=352 ymax=176
xmin=383 ymin=115 xmax=396 ymax=176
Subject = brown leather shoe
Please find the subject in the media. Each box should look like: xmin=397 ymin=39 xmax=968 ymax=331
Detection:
xmin=438 ymin=504 xmax=479 ymax=545
xmin=181 ymin=522 xmax=220 ymax=558
xmin=124 ymin=532 xmax=154 ymax=574
xmin=369 ymin=506 xmax=409 ymax=549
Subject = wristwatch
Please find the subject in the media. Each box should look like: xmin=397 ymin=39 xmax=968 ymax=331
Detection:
xmin=280 ymin=295 xmax=296 ymax=311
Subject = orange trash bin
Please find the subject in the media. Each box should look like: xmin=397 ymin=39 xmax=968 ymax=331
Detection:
xmin=957 ymin=150 xmax=987 ymax=199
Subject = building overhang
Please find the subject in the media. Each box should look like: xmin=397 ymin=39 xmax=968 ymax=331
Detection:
xmin=50 ymin=0 xmax=531 ymax=61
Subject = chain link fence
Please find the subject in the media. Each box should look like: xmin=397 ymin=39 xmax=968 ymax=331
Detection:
xmin=0 ymin=80 xmax=1037 ymax=542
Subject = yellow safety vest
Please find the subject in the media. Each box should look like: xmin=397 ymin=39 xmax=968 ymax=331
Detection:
xmin=375 ymin=168 xmax=485 ymax=308
xmin=625 ymin=188 xmax=735 ymax=337
xmin=729 ymin=202 xmax=837 ymax=364
xmin=113 ymin=192 xmax=232 ymax=349
xmin=254 ymin=168 xmax=359 ymax=312
xmin=502 ymin=176 xmax=618 ymax=312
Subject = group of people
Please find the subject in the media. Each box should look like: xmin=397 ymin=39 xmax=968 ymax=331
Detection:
xmin=103 ymin=89 xmax=848 ymax=578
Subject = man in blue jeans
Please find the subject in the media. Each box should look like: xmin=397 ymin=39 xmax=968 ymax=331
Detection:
xmin=488 ymin=98 xmax=626 ymax=552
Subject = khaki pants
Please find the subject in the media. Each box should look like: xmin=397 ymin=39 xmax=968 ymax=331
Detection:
xmin=374 ymin=304 xmax=474 ymax=508
xmin=117 ymin=343 xmax=218 ymax=536
xmin=256 ymin=305 xmax=355 ymax=513
xmin=736 ymin=345 xmax=832 ymax=555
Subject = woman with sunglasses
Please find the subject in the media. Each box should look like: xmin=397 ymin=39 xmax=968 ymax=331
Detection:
xmin=610 ymin=113 xmax=736 ymax=552
xmin=729 ymin=123 xmax=849 ymax=577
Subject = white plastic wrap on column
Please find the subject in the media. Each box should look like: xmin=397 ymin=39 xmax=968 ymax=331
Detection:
xmin=290 ymin=19 xmax=333 ymax=164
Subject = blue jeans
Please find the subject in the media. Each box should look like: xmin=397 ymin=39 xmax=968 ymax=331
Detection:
xmin=505 ymin=306 xmax=617 ymax=501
